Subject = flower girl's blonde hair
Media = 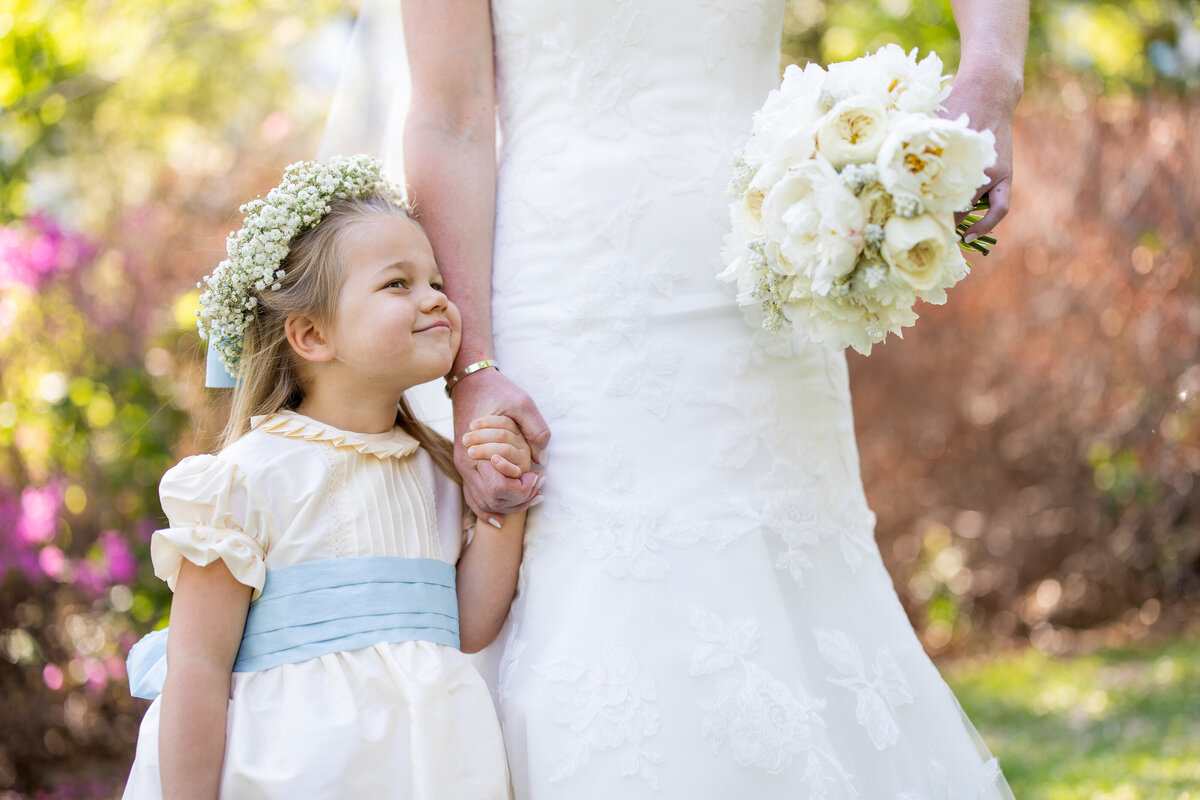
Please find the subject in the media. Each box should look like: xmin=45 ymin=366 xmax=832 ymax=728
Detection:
xmin=220 ymin=194 xmax=457 ymax=482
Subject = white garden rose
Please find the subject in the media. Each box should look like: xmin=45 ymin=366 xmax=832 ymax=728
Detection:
xmin=858 ymin=182 xmax=893 ymax=226
xmin=815 ymin=94 xmax=888 ymax=167
xmin=876 ymin=114 xmax=997 ymax=214
xmin=881 ymin=214 xmax=957 ymax=292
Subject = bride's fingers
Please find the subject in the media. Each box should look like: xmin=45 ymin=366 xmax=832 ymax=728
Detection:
xmin=961 ymin=179 xmax=1011 ymax=242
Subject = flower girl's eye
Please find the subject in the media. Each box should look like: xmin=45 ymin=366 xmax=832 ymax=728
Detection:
xmin=386 ymin=278 xmax=408 ymax=290
xmin=431 ymin=281 xmax=445 ymax=292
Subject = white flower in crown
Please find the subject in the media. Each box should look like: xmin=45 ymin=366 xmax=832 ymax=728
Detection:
xmin=876 ymin=114 xmax=997 ymax=215
xmin=196 ymin=155 xmax=404 ymax=376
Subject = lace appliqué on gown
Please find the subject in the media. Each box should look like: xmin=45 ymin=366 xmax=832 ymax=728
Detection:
xmin=690 ymin=607 xmax=858 ymax=798
xmin=815 ymin=630 xmax=915 ymax=751
xmin=541 ymin=5 xmax=672 ymax=140
xmin=562 ymin=446 xmax=733 ymax=580
xmin=531 ymin=643 xmax=665 ymax=788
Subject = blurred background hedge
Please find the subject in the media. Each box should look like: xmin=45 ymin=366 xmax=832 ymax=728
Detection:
xmin=1 ymin=0 xmax=1197 ymax=796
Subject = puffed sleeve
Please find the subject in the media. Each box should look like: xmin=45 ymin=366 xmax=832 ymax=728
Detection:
xmin=150 ymin=454 xmax=272 ymax=600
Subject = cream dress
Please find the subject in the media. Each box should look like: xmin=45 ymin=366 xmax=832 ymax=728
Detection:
xmin=123 ymin=410 xmax=511 ymax=800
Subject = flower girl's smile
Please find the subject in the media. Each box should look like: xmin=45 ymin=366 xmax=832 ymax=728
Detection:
xmin=329 ymin=215 xmax=462 ymax=390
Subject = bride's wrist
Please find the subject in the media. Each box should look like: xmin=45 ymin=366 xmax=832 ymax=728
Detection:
xmin=450 ymin=344 xmax=495 ymax=377
xmin=952 ymin=60 xmax=1025 ymax=110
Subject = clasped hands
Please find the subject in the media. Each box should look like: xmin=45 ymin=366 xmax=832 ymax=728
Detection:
xmin=453 ymin=367 xmax=550 ymax=527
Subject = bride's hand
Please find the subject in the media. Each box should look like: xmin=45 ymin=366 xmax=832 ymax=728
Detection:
xmin=940 ymin=68 xmax=1023 ymax=242
xmin=451 ymin=368 xmax=550 ymax=524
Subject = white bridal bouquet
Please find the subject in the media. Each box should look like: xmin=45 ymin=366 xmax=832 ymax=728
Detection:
xmin=720 ymin=45 xmax=997 ymax=355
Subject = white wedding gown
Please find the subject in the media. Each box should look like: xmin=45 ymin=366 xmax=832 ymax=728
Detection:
xmin=463 ymin=2 xmax=1013 ymax=798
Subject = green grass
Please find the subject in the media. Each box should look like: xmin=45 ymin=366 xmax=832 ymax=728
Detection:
xmin=944 ymin=637 xmax=1200 ymax=800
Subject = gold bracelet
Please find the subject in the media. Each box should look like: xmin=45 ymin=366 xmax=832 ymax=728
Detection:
xmin=444 ymin=360 xmax=499 ymax=397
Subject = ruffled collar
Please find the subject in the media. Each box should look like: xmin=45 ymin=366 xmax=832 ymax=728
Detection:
xmin=251 ymin=410 xmax=420 ymax=460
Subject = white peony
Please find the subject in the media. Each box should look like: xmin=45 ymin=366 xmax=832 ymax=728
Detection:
xmin=723 ymin=46 xmax=994 ymax=355
xmin=824 ymin=44 xmax=949 ymax=115
xmin=745 ymin=62 xmax=827 ymax=167
xmin=815 ymin=94 xmax=888 ymax=168
xmin=734 ymin=133 xmax=817 ymax=236
xmin=760 ymin=157 xmax=864 ymax=292
xmin=880 ymin=214 xmax=958 ymax=292
xmin=876 ymin=114 xmax=996 ymax=214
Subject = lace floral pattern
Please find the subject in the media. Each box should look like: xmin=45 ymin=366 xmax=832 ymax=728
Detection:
xmin=549 ymin=247 xmax=684 ymax=352
xmin=697 ymin=0 xmax=781 ymax=70
xmin=559 ymin=446 xmax=731 ymax=580
xmin=496 ymin=621 xmax=528 ymax=704
xmin=690 ymin=607 xmax=858 ymax=797
xmin=531 ymin=643 xmax=665 ymax=788
xmin=605 ymin=344 xmax=685 ymax=420
xmin=541 ymin=5 xmax=672 ymax=140
xmin=816 ymin=630 xmax=915 ymax=751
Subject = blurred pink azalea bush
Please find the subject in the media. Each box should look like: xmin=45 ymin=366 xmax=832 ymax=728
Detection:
xmin=0 ymin=214 xmax=95 ymax=291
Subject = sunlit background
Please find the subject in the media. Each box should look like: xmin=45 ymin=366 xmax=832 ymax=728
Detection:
xmin=1 ymin=1 xmax=1198 ymax=797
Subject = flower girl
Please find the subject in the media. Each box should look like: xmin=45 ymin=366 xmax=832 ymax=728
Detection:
xmin=122 ymin=156 xmax=530 ymax=799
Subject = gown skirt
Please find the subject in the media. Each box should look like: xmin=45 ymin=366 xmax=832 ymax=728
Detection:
xmin=476 ymin=1 xmax=1015 ymax=798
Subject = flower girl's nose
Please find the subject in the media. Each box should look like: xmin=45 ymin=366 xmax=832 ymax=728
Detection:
xmin=420 ymin=284 xmax=449 ymax=311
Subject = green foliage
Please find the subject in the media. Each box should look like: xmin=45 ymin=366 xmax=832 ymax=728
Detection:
xmin=947 ymin=637 xmax=1200 ymax=799
xmin=782 ymin=0 xmax=1200 ymax=93
xmin=0 ymin=0 xmax=345 ymax=224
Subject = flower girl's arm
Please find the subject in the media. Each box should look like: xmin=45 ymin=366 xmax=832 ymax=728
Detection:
xmin=455 ymin=419 xmax=533 ymax=653
xmin=159 ymin=559 xmax=251 ymax=800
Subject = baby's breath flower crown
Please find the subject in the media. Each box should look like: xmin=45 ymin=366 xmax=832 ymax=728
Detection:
xmin=196 ymin=154 xmax=404 ymax=377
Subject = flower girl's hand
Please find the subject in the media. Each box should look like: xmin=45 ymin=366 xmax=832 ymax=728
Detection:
xmin=451 ymin=367 xmax=549 ymax=523
xmin=462 ymin=415 xmax=533 ymax=479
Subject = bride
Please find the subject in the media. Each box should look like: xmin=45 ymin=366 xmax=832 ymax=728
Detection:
xmin=332 ymin=1 xmax=1027 ymax=797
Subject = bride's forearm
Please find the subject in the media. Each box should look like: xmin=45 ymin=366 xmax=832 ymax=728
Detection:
xmin=404 ymin=121 xmax=497 ymax=373
xmin=401 ymin=0 xmax=497 ymax=375
xmin=949 ymin=0 xmax=1029 ymax=106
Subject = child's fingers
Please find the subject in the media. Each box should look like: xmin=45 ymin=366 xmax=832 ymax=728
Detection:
xmin=489 ymin=454 xmax=524 ymax=479
xmin=468 ymin=415 xmax=520 ymax=434
xmin=467 ymin=442 xmax=530 ymax=468
xmin=462 ymin=426 xmax=527 ymax=449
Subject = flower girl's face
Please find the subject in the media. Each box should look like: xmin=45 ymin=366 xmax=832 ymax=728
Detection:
xmin=327 ymin=214 xmax=461 ymax=391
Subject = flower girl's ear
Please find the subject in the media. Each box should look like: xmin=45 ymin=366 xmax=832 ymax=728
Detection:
xmin=285 ymin=314 xmax=335 ymax=363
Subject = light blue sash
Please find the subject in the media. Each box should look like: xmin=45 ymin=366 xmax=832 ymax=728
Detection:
xmin=126 ymin=556 xmax=459 ymax=700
